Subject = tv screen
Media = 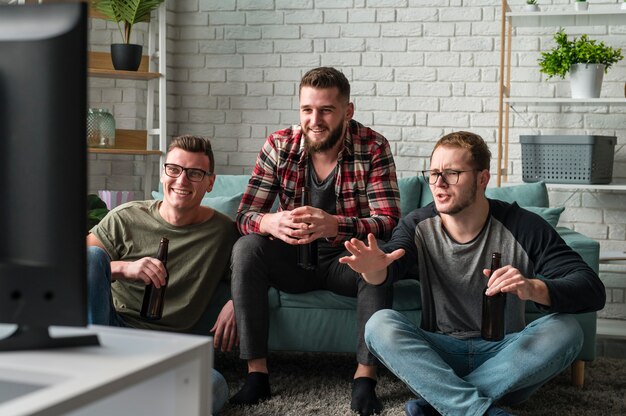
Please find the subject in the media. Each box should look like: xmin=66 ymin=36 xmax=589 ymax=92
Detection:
xmin=0 ymin=3 xmax=98 ymax=350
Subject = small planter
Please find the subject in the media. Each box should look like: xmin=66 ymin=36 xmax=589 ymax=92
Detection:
xmin=574 ymin=2 xmax=588 ymax=11
xmin=622 ymin=2 xmax=626 ymax=10
xmin=524 ymin=4 xmax=540 ymax=12
xmin=569 ymin=63 xmax=605 ymax=98
xmin=111 ymin=43 xmax=143 ymax=71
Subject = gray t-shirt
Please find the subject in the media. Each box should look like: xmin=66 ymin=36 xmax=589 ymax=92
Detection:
xmin=91 ymin=200 xmax=239 ymax=332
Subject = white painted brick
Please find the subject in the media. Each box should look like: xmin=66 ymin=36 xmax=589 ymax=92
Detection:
xmin=342 ymin=24 xmax=381 ymax=38
xmin=410 ymin=82 xmax=451 ymax=97
xmin=382 ymin=52 xmax=424 ymax=67
xmin=450 ymin=37 xmax=493 ymax=52
xmin=428 ymin=112 xmax=469 ymax=127
xmin=243 ymin=55 xmax=281 ymax=68
xmin=423 ymin=22 xmax=455 ymax=37
xmin=214 ymin=124 xmax=251 ymax=139
xmin=262 ymin=26 xmax=301 ymax=39
xmin=264 ymin=69 xmax=302 ymax=82
xmin=199 ymin=0 xmax=235 ymax=11
xmin=322 ymin=53 xmax=362 ymax=67
xmin=231 ymin=96 xmax=267 ymax=109
xmin=182 ymin=96 xmax=218 ymax=110
xmin=284 ymin=10 xmax=324 ymax=24
xmin=317 ymin=0 xmax=353 ymax=8
xmin=585 ymin=114 xmax=626 ymax=130
xmin=382 ymin=23 xmax=423 ymax=37
xmin=208 ymin=138 xmax=238 ymax=152
xmin=374 ymin=112 xmax=414 ymax=126
xmin=276 ymin=0 xmax=313 ymax=9
xmin=398 ymin=8 xmax=437 ymax=22
xmin=348 ymin=9 xmax=377 ymax=23
xmin=199 ymin=40 xmax=236 ymax=54
xmin=402 ymin=127 xmax=443 ymax=142
xmin=425 ymin=52 xmax=459 ymax=67
xmin=300 ymin=25 xmax=341 ymax=39
xmin=229 ymin=152 xmax=258 ymax=166
xmin=327 ymin=39 xmax=366 ymax=52
xmin=367 ymin=38 xmax=407 ymax=52
xmin=441 ymin=97 xmax=482 ymax=112
xmin=353 ymin=67 xmax=394 ymax=81
xmin=210 ymin=83 xmax=246 ymax=96
xmin=173 ymin=54 xmax=207 ymax=68
xmin=247 ymin=82 xmax=274 ymax=99
xmin=275 ymin=40 xmax=314 ymax=53
xmin=274 ymin=83 xmax=296 ymax=96
xmin=242 ymin=111 xmax=280 ymax=124
xmin=362 ymin=53 xmax=383 ymax=66
xmin=397 ymin=97 xmax=439 ymax=112
xmin=377 ymin=9 xmax=396 ymax=23
xmin=367 ymin=0 xmax=407 ymax=6
xmin=226 ymin=69 xmax=263 ymax=82
xmin=374 ymin=126 xmax=402 ymax=142
xmin=471 ymin=22 xmax=502 ymax=37
xmin=396 ymin=67 xmax=437 ymax=82
xmin=237 ymin=0 xmax=273 ymax=10
xmin=351 ymin=82 xmax=376 ymax=96
xmin=438 ymin=68 xmax=481 ymax=81
xmin=561 ymin=207 xmax=604 ymax=223
xmin=225 ymin=27 xmax=261 ymax=40
xmin=238 ymin=139 xmax=267 ymax=152
xmin=237 ymin=41 xmax=273 ymax=54
xmin=189 ymin=110 xmax=225 ymax=124
xmin=247 ymin=12 xmax=284 ymax=25
xmin=441 ymin=8 xmax=482 ymax=22
xmin=323 ymin=10 xmax=348 ymax=23
xmin=572 ymin=222 xmax=608 ymax=240
xmin=269 ymin=97 xmax=294 ymax=110
xmin=353 ymin=97 xmax=396 ymax=111
xmin=209 ymin=12 xmax=246 ymax=25
xmin=409 ymin=38 xmax=449 ymax=52
xmin=377 ymin=82 xmax=409 ymax=96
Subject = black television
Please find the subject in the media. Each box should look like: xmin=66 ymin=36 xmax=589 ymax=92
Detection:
xmin=0 ymin=3 xmax=99 ymax=350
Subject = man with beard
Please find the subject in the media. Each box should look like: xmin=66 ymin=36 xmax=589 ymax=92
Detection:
xmin=339 ymin=131 xmax=605 ymax=416
xmin=229 ymin=67 xmax=400 ymax=415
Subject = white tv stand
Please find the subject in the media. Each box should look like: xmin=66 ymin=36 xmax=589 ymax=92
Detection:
xmin=0 ymin=325 xmax=213 ymax=416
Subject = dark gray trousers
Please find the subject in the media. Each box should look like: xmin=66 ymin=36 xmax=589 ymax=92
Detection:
xmin=231 ymin=233 xmax=392 ymax=366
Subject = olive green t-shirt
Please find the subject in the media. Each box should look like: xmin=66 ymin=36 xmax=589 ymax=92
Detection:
xmin=91 ymin=200 xmax=239 ymax=332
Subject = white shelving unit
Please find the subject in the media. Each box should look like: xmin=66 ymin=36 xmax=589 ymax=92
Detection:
xmin=88 ymin=2 xmax=167 ymax=199
xmin=496 ymin=1 xmax=626 ymax=187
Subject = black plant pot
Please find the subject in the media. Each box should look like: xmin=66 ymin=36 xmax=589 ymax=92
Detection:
xmin=110 ymin=43 xmax=143 ymax=71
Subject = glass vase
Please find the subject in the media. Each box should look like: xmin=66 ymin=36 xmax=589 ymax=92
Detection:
xmin=87 ymin=108 xmax=116 ymax=148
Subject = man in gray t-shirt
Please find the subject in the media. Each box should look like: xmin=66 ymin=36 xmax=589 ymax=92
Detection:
xmin=340 ymin=131 xmax=605 ymax=416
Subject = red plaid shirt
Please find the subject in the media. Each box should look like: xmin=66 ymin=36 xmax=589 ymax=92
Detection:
xmin=236 ymin=120 xmax=400 ymax=243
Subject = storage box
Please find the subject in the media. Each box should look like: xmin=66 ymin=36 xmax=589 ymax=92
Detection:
xmin=520 ymin=135 xmax=616 ymax=184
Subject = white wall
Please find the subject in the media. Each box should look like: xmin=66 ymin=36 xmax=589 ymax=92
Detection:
xmin=88 ymin=0 xmax=626 ymax=320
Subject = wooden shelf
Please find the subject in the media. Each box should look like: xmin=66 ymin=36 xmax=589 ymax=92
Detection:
xmin=88 ymin=51 xmax=160 ymax=80
xmin=88 ymin=129 xmax=161 ymax=155
xmin=505 ymin=98 xmax=626 ymax=105
xmin=507 ymin=8 xmax=626 ymax=27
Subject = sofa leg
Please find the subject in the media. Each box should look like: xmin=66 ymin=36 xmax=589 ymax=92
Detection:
xmin=571 ymin=360 xmax=585 ymax=388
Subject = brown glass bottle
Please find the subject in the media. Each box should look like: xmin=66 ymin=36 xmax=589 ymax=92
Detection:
xmin=297 ymin=186 xmax=318 ymax=270
xmin=481 ymin=252 xmax=506 ymax=341
xmin=140 ymin=237 xmax=169 ymax=320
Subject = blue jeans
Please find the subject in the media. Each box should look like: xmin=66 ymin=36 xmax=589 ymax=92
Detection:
xmin=86 ymin=246 xmax=229 ymax=415
xmin=365 ymin=310 xmax=583 ymax=416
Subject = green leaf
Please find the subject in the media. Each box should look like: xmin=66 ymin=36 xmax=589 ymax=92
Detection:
xmin=92 ymin=0 xmax=165 ymax=43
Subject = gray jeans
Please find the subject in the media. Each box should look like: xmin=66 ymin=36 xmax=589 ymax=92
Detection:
xmin=231 ymin=233 xmax=392 ymax=366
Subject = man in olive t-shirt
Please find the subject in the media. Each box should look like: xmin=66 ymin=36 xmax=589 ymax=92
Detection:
xmin=86 ymin=135 xmax=239 ymax=415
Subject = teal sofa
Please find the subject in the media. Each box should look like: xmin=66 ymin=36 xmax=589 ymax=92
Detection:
xmin=157 ymin=175 xmax=599 ymax=386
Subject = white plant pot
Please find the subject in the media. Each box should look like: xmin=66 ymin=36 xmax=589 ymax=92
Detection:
xmin=524 ymin=4 xmax=540 ymax=12
xmin=569 ymin=63 xmax=605 ymax=98
xmin=622 ymin=2 xmax=626 ymax=11
xmin=575 ymin=2 xmax=588 ymax=11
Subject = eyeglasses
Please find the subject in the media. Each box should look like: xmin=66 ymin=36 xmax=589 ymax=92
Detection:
xmin=163 ymin=163 xmax=212 ymax=182
xmin=421 ymin=169 xmax=477 ymax=185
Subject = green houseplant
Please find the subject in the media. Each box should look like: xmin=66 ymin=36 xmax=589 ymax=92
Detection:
xmin=538 ymin=28 xmax=623 ymax=98
xmin=87 ymin=194 xmax=109 ymax=231
xmin=92 ymin=0 xmax=165 ymax=71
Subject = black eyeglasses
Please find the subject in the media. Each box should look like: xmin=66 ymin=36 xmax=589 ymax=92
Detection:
xmin=163 ymin=163 xmax=212 ymax=182
xmin=421 ymin=169 xmax=477 ymax=185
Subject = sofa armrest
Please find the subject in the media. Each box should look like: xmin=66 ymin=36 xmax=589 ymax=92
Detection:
xmin=556 ymin=227 xmax=600 ymax=274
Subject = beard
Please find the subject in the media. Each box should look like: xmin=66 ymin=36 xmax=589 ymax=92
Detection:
xmin=304 ymin=122 xmax=344 ymax=153
xmin=436 ymin=178 xmax=478 ymax=215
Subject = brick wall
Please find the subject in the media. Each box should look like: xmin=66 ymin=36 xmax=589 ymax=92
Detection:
xmin=88 ymin=0 xmax=626 ymax=320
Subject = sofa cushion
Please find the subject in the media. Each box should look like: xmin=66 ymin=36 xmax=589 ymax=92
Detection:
xmin=485 ymin=181 xmax=549 ymax=207
xmin=521 ymin=206 xmax=565 ymax=228
xmin=398 ymin=176 xmax=422 ymax=216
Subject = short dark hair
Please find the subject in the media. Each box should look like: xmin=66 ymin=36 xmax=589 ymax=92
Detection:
xmin=299 ymin=67 xmax=351 ymax=102
xmin=168 ymin=135 xmax=215 ymax=172
xmin=431 ymin=131 xmax=491 ymax=171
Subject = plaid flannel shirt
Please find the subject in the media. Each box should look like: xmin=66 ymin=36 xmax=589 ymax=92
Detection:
xmin=236 ymin=120 xmax=400 ymax=243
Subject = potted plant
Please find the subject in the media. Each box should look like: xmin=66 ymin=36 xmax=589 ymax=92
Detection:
xmin=524 ymin=0 xmax=540 ymax=12
xmin=622 ymin=0 xmax=626 ymax=11
xmin=92 ymin=0 xmax=165 ymax=71
xmin=575 ymin=0 xmax=588 ymax=12
xmin=538 ymin=28 xmax=623 ymax=98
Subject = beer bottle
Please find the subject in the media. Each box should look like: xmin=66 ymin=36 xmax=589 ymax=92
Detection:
xmin=140 ymin=237 xmax=169 ymax=320
xmin=297 ymin=186 xmax=318 ymax=270
xmin=481 ymin=252 xmax=506 ymax=341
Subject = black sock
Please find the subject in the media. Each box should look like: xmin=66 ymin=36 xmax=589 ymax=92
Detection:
xmin=229 ymin=372 xmax=271 ymax=405
xmin=351 ymin=377 xmax=383 ymax=415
